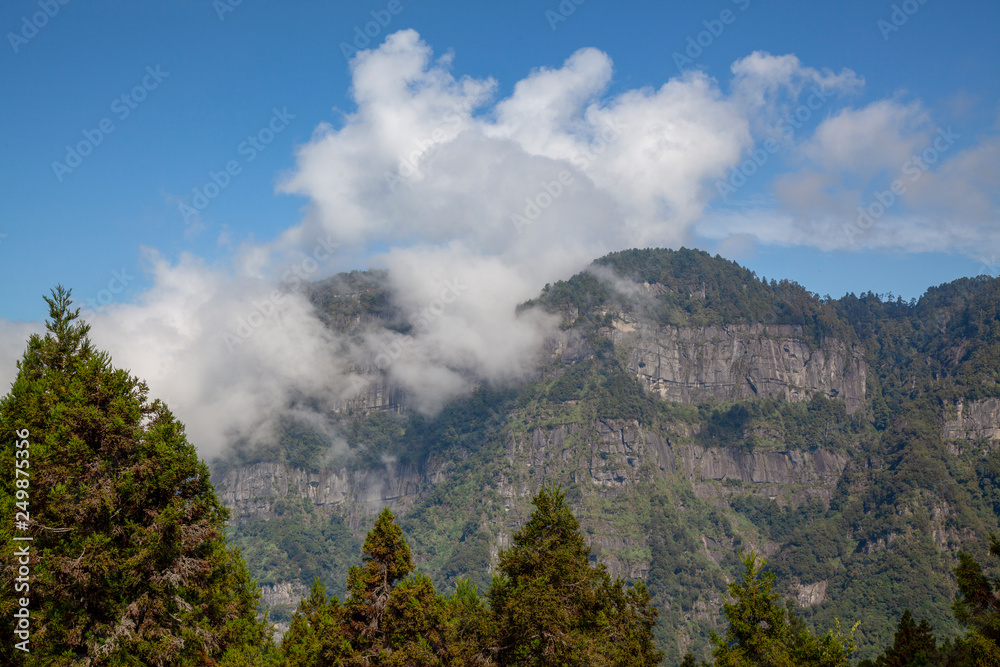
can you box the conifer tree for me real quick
[488,484,662,666]
[343,506,418,661]
[679,653,700,667]
[278,579,350,667]
[712,552,855,667]
[950,534,1000,664]
[443,579,492,666]
[857,610,937,667]
[280,506,454,665]
[712,552,795,667]
[0,287,272,665]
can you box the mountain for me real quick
[210,247,1000,663]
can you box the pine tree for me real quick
[0,287,272,665]
[712,552,795,667]
[712,552,855,667]
[488,484,662,666]
[950,534,1000,663]
[443,579,492,666]
[343,506,417,661]
[863,610,937,666]
[279,579,350,667]
[279,506,455,665]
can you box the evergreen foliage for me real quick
[277,488,662,665]
[0,287,272,666]
[489,485,662,666]
[711,552,857,667]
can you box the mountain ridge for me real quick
[212,247,1000,662]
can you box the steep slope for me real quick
[211,248,1000,662]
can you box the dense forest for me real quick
[4,245,1000,664]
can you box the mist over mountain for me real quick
[206,246,1000,662]
[3,7,1000,663]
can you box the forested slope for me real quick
[212,248,1000,663]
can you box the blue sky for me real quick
[2,1,999,453]
[2,0,998,323]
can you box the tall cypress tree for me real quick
[280,506,454,665]
[0,287,272,665]
[712,552,856,667]
[488,485,662,666]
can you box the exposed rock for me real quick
[215,456,447,522]
[505,420,674,492]
[260,581,310,609]
[677,446,847,486]
[795,580,827,607]
[944,398,1000,442]
[260,581,310,641]
[675,445,848,509]
[332,373,406,414]
[611,321,866,413]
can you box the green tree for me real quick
[280,506,453,665]
[712,552,855,667]
[344,507,420,661]
[0,287,272,666]
[857,610,937,667]
[278,579,351,667]
[950,534,1000,664]
[488,484,662,666]
[443,579,492,666]
[679,653,700,667]
[712,552,795,667]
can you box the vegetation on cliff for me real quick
[8,246,1000,665]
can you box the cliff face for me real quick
[335,373,406,414]
[491,418,848,580]
[217,455,448,523]
[677,445,849,509]
[612,321,866,413]
[944,398,1000,442]
[219,415,849,588]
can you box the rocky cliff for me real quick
[612,321,866,413]
[216,455,447,524]
[209,250,1000,661]
[944,398,1000,442]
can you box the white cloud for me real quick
[7,31,995,461]
[704,92,1000,258]
[801,100,930,176]
[0,320,44,395]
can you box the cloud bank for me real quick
[2,30,997,460]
